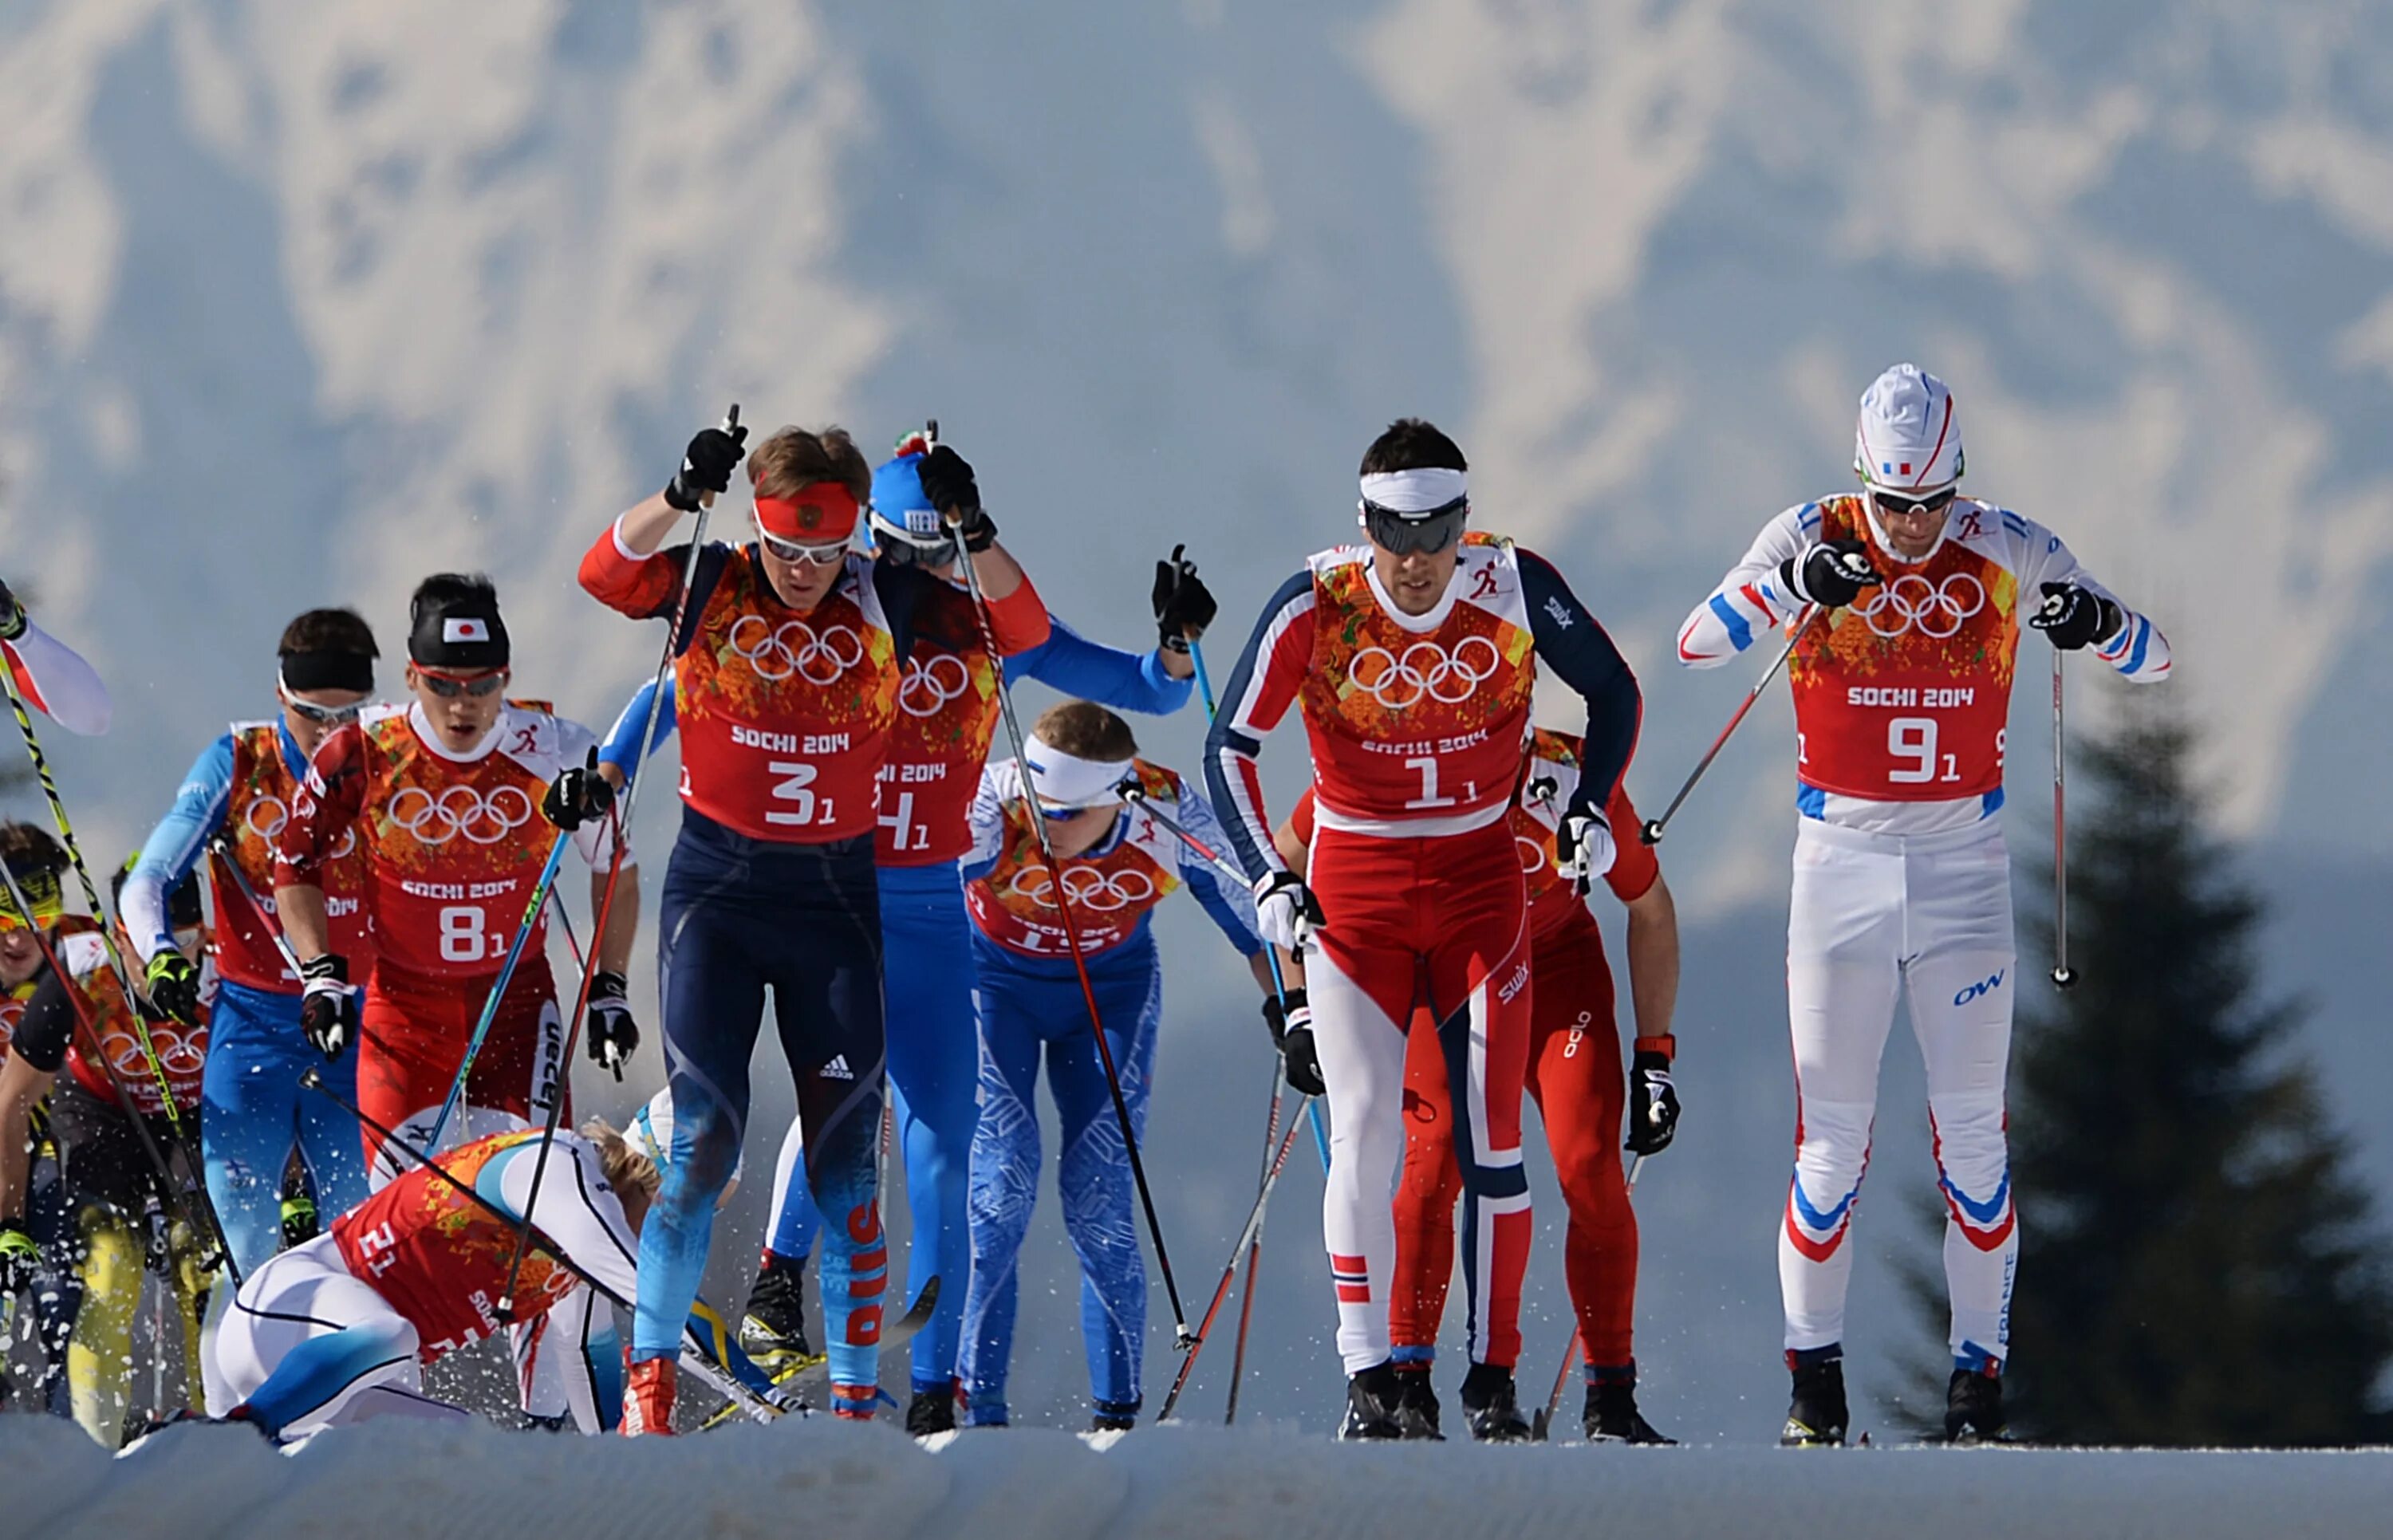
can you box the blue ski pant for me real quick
[633,811,888,1397]
[201,979,370,1278]
[763,860,979,1395]
[959,937,1161,1424]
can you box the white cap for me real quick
[632,1089,744,1191]
[1853,363,1963,493]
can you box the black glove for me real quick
[1780,538,1881,609]
[0,579,22,643]
[144,951,204,1027]
[299,954,359,1061]
[1151,545,1218,655]
[1262,987,1326,1099]
[543,748,617,833]
[1626,1043,1680,1156]
[664,409,749,514]
[586,970,640,1081]
[0,1218,37,1295]
[917,445,998,552]
[2028,581,2123,652]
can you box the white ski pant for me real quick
[1779,817,2017,1367]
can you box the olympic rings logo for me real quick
[1011,864,1156,913]
[106,1022,205,1081]
[727,616,865,684]
[1516,833,1549,876]
[242,795,355,858]
[898,653,972,718]
[1852,573,1985,640]
[388,784,535,846]
[1348,636,1501,708]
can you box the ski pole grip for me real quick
[1640,818,1664,846]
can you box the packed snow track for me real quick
[6,1414,2390,1539]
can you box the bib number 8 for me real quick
[440,904,487,964]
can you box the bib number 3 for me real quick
[767,761,835,827]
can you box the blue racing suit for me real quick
[954,755,1260,1423]
[124,723,369,1277]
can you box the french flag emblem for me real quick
[1882,461,1911,477]
[444,618,491,644]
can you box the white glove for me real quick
[1552,807,1617,894]
[1251,870,1323,953]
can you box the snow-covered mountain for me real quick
[4,0,2388,1437]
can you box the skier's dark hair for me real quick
[411,573,499,622]
[278,607,379,660]
[1359,418,1468,476]
[0,821,65,881]
[1034,701,1137,763]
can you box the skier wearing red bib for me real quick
[1207,419,1642,1440]
[1676,363,2171,1444]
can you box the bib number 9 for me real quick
[1888,717,1963,786]
[440,904,487,964]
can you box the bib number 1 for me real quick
[1405,755,1458,811]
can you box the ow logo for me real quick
[1953,970,2006,1007]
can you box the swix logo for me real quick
[820,1054,855,1081]
[1953,970,2007,1007]
[1543,595,1574,630]
[1469,566,1500,601]
[1496,959,1530,1003]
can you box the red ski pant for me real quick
[357,958,566,1190]
[1390,908,1638,1369]
[1305,817,1532,1373]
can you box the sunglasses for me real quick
[1360,496,1469,556]
[1871,486,1957,518]
[868,512,956,569]
[416,668,507,699]
[278,687,362,727]
[756,526,852,567]
[1036,800,1114,822]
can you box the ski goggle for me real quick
[866,510,956,569]
[278,684,362,727]
[1359,495,1469,556]
[755,526,852,567]
[0,868,63,931]
[1868,485,1957,519]
[414,666,508,699]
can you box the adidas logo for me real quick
[820,1055,855,1081]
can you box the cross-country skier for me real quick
[1206,418,1642,1440]
[958,700,1267,1430]
[1675,363,2171,1445]
[578,419,1045,1430]
[0,577,112,737]
[0,823,87,1420]
[272,575,637,1186]
[204,1119,669,1439]
[739,439,1219,1433]
[0,854,213,1445]
[1276,725,1681,1443]
[122,609,380,1276]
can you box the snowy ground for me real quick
[7,1415,2390,1540]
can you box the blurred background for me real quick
[2,0,2389,1442]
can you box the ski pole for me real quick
[1532,1152,1648,1440]
[932,423,1191,1341]
[0,664,191,1128]
[0,857,239,1286]
[497,404,737,1321]
[1156,1100,1314,1420]
[1188,634,1218,719]
[204,841,306,981]
[422,832,572,1152]
[1223,1052,1283,1424]
[1640,605,1820,845]
[2049,649,2075,989]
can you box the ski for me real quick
[695,1276,941,1431]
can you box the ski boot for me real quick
[1585,1367,1674,1444]
[1339,1362,1405,1440]
[1090,1399,1138,1434]
[739,1253,820,1370]
[907,1384,959,1436]
[1780,1349,1847,1447]
[1393,1365,1444,1440]
[623,1357,679,1436]
[1458,1362,1532,1443]
[1944,1361,2007,1443]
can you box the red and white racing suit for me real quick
[1678,493,2170,1368]
[1208,534,1641,1374]
[275,702,628,1187]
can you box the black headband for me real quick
[408,605,511,669]
[278,649,376,694]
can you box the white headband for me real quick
[1023,742,1134,810]
[1358,467,1469,516]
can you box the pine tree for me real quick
[1990,688,2393,1445]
